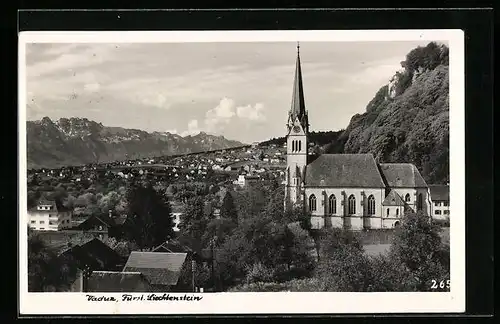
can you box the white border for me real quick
[18,30,465,315]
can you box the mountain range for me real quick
[26,117,245,169]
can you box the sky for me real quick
[25,40,435,143]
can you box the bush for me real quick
[283,277,323,291]
[245,262,275,284]
[228,282,286,292]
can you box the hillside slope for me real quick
[26,117,245,169]
[325,42,450,184]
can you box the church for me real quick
[283,44,431,230]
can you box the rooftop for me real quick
[382,189,405,206]
[429,184,450,201]
[305,154,385,188]
[379,163,428,188]
[123,252,187,286]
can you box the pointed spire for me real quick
[289,42,308,131]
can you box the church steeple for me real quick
[284,43,309,211]
[289,42,309,132]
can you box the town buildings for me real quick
[283,44,432,230]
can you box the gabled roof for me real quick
[86,271,151,292]
[152,240,193,253]
[62,238,124,271]
[305,154,385,188]
[77,214,124,229]
[29,198,72,213]
[123,252,187,286]
[379,163,428,188]
[429,184,449,201]
[382,189,405,206]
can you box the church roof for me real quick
[382,189,405,206]
[379,163,428,188]
[304,154,385,188]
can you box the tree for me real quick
[124,181,175,249]
[28,231,78,292]
[387,211,449,291]
[178,196,208,251]
[105,237,138,259]
[220,191,238,224]
[314,228,373,292]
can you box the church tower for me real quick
[284,43,309,210]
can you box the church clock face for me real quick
[293,126,301,133]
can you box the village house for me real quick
[122,251,188,292]
[429,184,450,220]
[28,199,72,231]
[76,210,127,241]
[82,271,152,292]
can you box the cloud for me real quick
[204,97,236,131]
[180,119,201,137]
[165,129,178,134]
[84,82,101,92]
[236,102,266,121]
[203,98,267,133]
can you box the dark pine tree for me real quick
[124,181,175,249]
[220,191,238,224]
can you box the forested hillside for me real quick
[323,42,450,184]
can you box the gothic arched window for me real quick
[396,208,399,216]
[298,140,301,152]
[386,208,390,217]
[309,194,317,212]
[328,195,336,214]
[367,195,375,215]
[405,193,411,202]
[348,194,356,215]
[417,193,423,211]
[291,140,295,152]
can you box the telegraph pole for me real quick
[211,236,217,292]
[191,259,196,292]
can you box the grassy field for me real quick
[362,227,450,257]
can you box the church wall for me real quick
[304,187,385,217]
[417,187,432,216]
[381,206,404,228]
[311,216,324,230]
[344,216,363,230]
[382,217,402,229]
[305,187,385,230]
[363,216,383,229]
[390,187,417,210]
[390,187,431,216]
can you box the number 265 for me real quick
[431,279,450,289]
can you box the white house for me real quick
[171,203,184,232]
[28,199,72,231]
[429,184,450,220]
